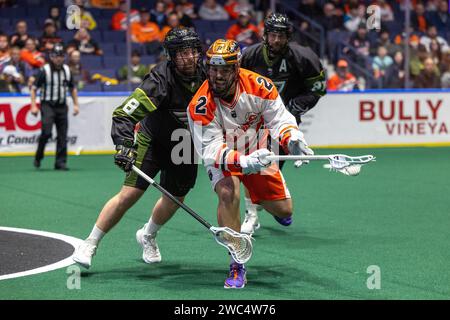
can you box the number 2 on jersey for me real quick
[257,76,274,91]
[194,96,207,115]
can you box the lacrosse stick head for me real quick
[325,154,375,176]
[210,226,253,264]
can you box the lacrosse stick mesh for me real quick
[211,227,253,264]
[325,154,374,176]
[324,163,362,176]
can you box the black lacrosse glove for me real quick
[286,95,321,123]
[114,141,137,172]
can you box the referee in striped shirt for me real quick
[30,43,79,170]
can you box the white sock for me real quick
[144,217,161,237]
[87,225,105,245]
[245,197,261,213]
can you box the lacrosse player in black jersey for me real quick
[239,13,327,234]
[73,28,206,268]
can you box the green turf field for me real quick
[1,147,449,299]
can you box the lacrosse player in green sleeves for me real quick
[73,28,206,268]
[239,13,327,235]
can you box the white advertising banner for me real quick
[0,96,120,155]
[0,91,449,155]
[300,91,450,147]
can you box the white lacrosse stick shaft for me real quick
[267,155,334,161]
[267,154,375,163]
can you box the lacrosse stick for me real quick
[266,154,375,176]
[132,165,253,264]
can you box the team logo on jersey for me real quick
[239,112,260,132]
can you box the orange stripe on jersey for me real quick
[238,68,279,101]
[280,125,298,138]
[279,126,298,151]
[226,150,242,173]
[188,80,216,126]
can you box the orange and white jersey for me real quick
[188,68,299,173]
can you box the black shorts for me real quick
[124,131,197,197]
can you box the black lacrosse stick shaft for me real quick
[132,166,212,229]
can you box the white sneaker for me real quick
[136,225,161,264]
[241,209,261,235]
[72,239,97,269]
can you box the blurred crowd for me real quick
[295,0,449,90]
[0,0,449,93]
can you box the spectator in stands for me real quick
[151,1,168,29]
[0,65,22,93]
[39,19,63,53]
[372,46,393,79]
[177,0,197,19]
[327,59,359,91]
[10,20,30,49]
[343,2,365,32]
[224,0,254,20]
[320,2,344,32]
[163,0,176,14]
[68,49,91,89]
[428,0,450,35]
[370,29,401,56]
[65,0,88,7]
[78,4,98,30]
[373,0,394,22]
[131,8,162,55]
[68,28,103,56]
[411,2,429,33]
[117,49,148,84]
[350,23,371,57]
[429,38,443,65]
[329,0,345,15]
[90,0,121,9]
[225,11,259,48]
[394,25,418,46]
[20,37,45,70]
[161,12,182,40]
[410,44,430,79]
[344,23,371,69]
[414,57,441,88]
[420,25,449,53]
[48,6,62,30]
[199,0,229,21]
[111,0,140,31]
[384,51,406,88]
[0,34,11,72]
[438,48,449,73]
[8,45,31,85]
[441,52,450,88]
[424,0,439,12]
[174,2,194,28]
